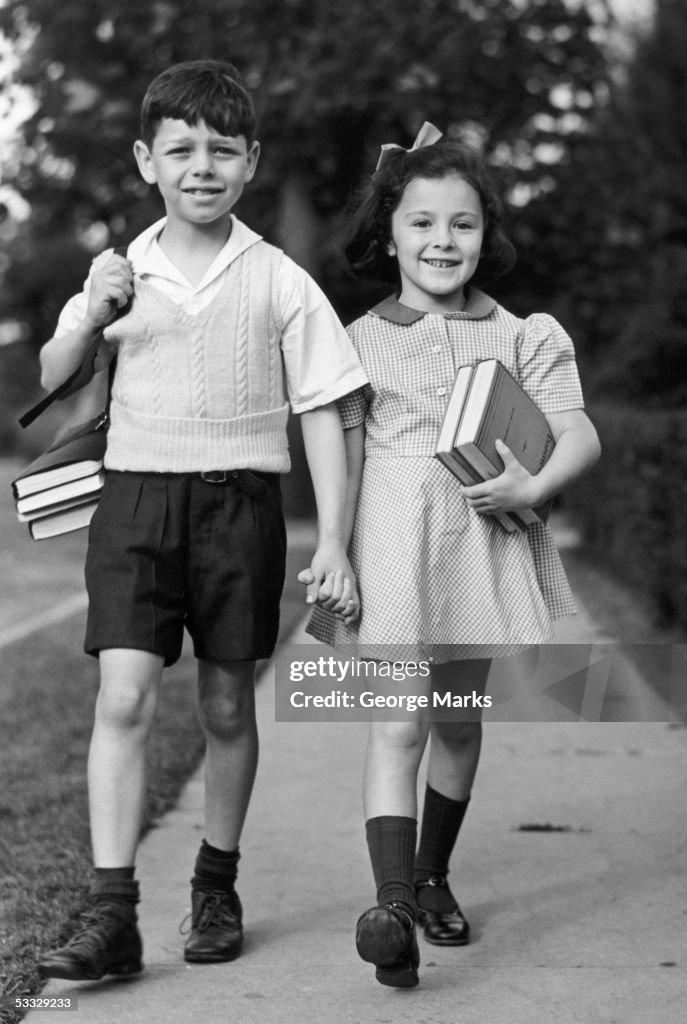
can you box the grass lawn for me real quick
[0,458,315,1021]
[0,639,207,1020]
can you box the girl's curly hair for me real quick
[343,140,516,287]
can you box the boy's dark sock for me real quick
[184,841,243,964]
[414,786,470,912]
[92,867,139,912]
[191,840,240,893]
[365,816,417,917]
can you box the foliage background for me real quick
[0,2,685,1015]
[1,0,686,617]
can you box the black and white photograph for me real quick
[0,1,684,1022]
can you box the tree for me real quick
[1,0,620,480]
[0,0,615,332]
[570,0,687,406]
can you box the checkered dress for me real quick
[307,289,583,663]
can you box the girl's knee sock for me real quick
[191,839,240,892]
[365,816,417,915]
[414,785,469,911]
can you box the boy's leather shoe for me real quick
[183,889,243,963]
[37,903,143,981]
[415,876,470,946]
[355,902,420,988]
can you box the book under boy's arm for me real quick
[29,500,99,541]
[461,408,601,516]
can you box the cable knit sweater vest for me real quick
[104,242,290,473]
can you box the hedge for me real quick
[564,403,687,631]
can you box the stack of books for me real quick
[435,359,555,533]
[12,420,107,540]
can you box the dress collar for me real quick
[369,287,496,323]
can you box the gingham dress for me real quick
[307,289,583,663]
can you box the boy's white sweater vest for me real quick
[105,242,291,473]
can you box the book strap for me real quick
[19,245,129,428]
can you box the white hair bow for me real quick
[375,121,443,173]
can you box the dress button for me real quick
[433,345,441,354]
[437,386,447,397]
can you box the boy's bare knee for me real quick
[95,678,156,732]
[198,690,254,742]
[197,660,256,741]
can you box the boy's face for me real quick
[133,119,260,230]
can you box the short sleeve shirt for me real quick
[54,216,368,414]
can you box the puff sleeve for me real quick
[516,313,584,415]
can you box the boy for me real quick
[37,59,365,981]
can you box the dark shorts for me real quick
[85,469,287,666]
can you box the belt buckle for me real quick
[201,470,229,484]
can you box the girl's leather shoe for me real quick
[355,901,420,988]
[415,876,470,946]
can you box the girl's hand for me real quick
[463,412,602,515]
[84,255,134,331]
[461,439,541,515]
[296,567,360,624]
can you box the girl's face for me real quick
[388,173,484,313]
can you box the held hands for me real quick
[84,254,134,332]
[461,439,542,516]
[297,542,360,625]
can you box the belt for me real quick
[200,470,240,484]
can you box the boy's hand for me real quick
[297,545,360,624]
[461,439,541,514]
[84,255,134,332]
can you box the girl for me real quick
[303,125,601,989]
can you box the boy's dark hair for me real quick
[344,140,516,287]
[140,60,257,146]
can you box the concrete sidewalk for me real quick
[27,599,686,1022]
